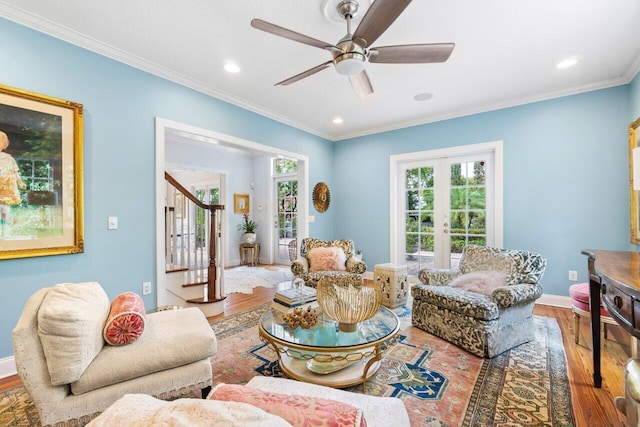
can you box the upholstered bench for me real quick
[88,376,411,427]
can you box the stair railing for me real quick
[165,171,226,303]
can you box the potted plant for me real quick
[238,213,258,243]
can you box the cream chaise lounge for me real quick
[12,282,216,427]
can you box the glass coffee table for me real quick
[258,305,400,391]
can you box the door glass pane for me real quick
[404,166,434,275]
[449,161,486,265]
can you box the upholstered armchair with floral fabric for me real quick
[412,245,547,358]
[291,238,367,288]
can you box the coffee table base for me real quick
[278,352,381,390]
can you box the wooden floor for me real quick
[0,279,632,426]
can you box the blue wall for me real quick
[334,87,632,299]
[0,16,638,360]
[0,18,334,358]
[631,72,640,120]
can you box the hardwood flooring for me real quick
[0,278,631,426]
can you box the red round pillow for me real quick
[103,292,146,346]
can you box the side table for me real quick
[374,263,408,308]
[239,243,260,265]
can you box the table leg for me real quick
[361,346,382,394]
[589,266,602,388]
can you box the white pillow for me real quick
[37,282,110,385]
[448,271,507,295]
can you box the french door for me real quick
[274,177,298,264]
[396,145,500,275]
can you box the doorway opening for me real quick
[155,117,309,307]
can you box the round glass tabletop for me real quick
[259,305,399,350]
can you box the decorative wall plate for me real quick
[312,182,330,212]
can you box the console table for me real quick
[582,250,640,388]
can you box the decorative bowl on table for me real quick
[316,281,382,333]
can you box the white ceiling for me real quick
[1,0,639,141]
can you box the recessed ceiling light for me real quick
[414,92,434,101]
[333,117,344,124]
[556,57,578,69]
[224,61,240,73]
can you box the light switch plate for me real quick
[108,216,118,230]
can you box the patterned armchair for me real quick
[291,238,367,288]
[412,245,547,358]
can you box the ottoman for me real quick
[246,376,410,427]
[569,282,637,356]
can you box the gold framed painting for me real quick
[0,83,84,259]
[234,193,249,214]
[630,117,640,244]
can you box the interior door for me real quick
[274,177,298,264]
[402,152,494,274]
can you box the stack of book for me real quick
[272,285,318,313]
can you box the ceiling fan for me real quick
[251,0,455,99]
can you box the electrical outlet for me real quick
[568,271,578,281]
[142,281,152,295]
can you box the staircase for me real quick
[164,172,226,317]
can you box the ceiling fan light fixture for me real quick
[334,52,366,75]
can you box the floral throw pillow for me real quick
[103,292,146,346]
[209,383,367,427]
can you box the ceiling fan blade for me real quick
[352,0,412,48]
[349,70,374,99]
[369,43,455,63]
[275,61,333,86]
[251,19,338,51]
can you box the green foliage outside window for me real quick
[275,158,298,174]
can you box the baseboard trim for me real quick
[0,356,16,379]
[537,293,572,309]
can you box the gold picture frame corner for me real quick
[234,193,249,214]
[629,116,640,244]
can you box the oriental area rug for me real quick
[0,302,575,427]
[211,303,576,427]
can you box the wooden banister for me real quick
[165,171,226,305]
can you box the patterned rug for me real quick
[0,302,575,426]
[211,303,575,427]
